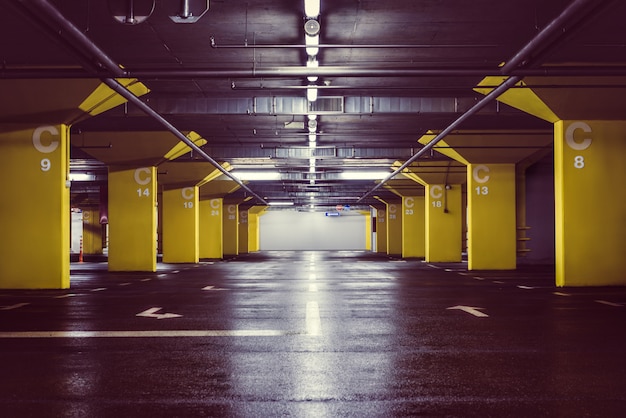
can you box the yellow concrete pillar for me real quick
[386,203,402,256]
[199,198,223,259]
[0,125,70,289]
[223,203,239,256]
[248,212,260,252]
[108,166,157,272]
[82,209,103,255]
[402,196,425,258]
[162,186,199,263]
[375,207,388,253]
[467,164,517,270]
[425,184,463,262]
[555,120,626,286]
[238,208,249,254]
[363,211,372,251]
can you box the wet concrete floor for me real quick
[1,251,625,417]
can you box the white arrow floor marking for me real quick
[202,285,227,291]
[0,303,30,311]
[447,305,489,318]
[136,307,182,320]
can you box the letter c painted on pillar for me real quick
[227,205,236,214]
[32,126,59,154]
[134,168,151,185]
[472,165,490,184]
[430,185,443,199]
[405,197,415,209]
[565,121,592,151]
[210,199,220,209]
[388,204,397,214]
[181,187,194,200]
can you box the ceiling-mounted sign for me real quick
[108,0,155,25]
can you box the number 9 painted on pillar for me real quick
[33,126,59,172]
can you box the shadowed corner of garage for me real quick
[1,0,626,415]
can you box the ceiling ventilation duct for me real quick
[309,96,344,114]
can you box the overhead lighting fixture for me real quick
[308,133,317,143]
[307,86,318,102]
[268,201,295,206]
[305,34,319,56]
[304,0,320,18]
[339,171,391,180]
[307,59,319,82]
[233,171,281,181]
[308,114,318,121]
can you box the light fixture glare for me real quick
[304,0,320,18]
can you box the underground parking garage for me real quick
[1,0,626,415]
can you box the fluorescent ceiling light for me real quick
[304,0,320,18]
[307,87,318,102]
[268,201,294,206]
[307,59,319,82]
[308,114,318,120]
[308,133,317,142]
[69,173,95,181]
[305,34,319,56]
[233,171,281,181]
[339,171,391,180]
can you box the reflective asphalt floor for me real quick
[1,251,626,417]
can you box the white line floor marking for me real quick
[91,288,107,292]
[140,278,151,282]
[517,285,535,290]
[0,330,288,338]
[0,303,30,311]
[306,301,322,336]
[119,282,131,286]
[473,277,485,281]
[54,294,77,299]
[595,300,623,307]
[553,292,571,297]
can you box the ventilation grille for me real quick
[308,96,344,114]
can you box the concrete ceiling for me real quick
[1,0,625,209]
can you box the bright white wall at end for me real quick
[260,210,366,250]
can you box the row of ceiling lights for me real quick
[304,0,321,193]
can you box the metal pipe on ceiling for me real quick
[13,0,268,205]
[4,66,626,79]
[356,0,610,203]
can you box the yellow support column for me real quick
[108,166,157,272]
[467,164,517,270]
[223,203,239,257]
[238,208,249,254]
[386,203,403,257]
[402,196,425,258]
[425,184,463,262]
[0,125,70,289]
[247,206,266,252]
[375,207,388,254]
[555,120,626,286]
[162,186,199,263]
[363,210,372,251]
[82,209,103,255]
[199,198,223,259]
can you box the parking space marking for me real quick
[91,288,107,292]
[553,292,572,297]
[54,294,77,299]
[306,301,322,336]
[595,300,623,307]
[0,303,30,311]
[0,330,289,338]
